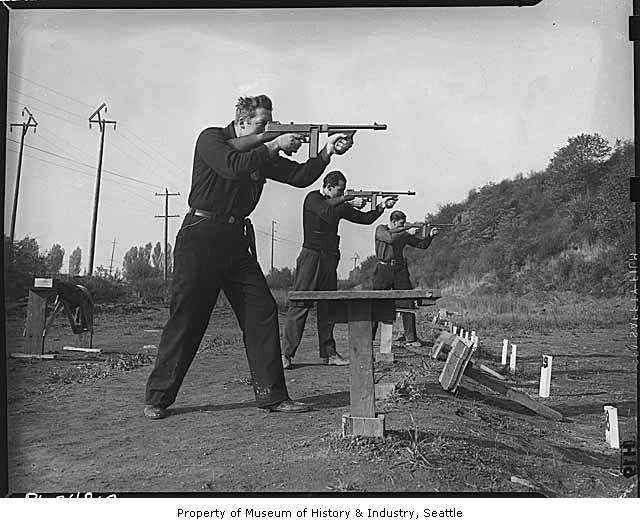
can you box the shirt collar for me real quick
[224,120,237,139]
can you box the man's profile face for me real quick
[239,107,272,137]
[390,218,405,229]
[324,181,346,199]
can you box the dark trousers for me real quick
[145,213,289,409]
[283,248,338,359]
[371,262,418,342]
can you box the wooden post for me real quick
[347,300,375,418]
[501,339,509,365]
[376,322,394,362]
[539,355,552,397]
[604,406,620,448]
[24,290,48,356]
[510,344,517,373]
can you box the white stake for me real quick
[509,344,517,373]
[465,330,470,341]
[604,406,620,448]
[501,339,509,365]
[453,326,457,334]
[539,355,552,397]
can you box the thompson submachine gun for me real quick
[344,189,416,211]
[408,221,457,238]
[264,122,387,158]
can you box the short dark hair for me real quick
[323,170,347,188]
[390,210,407,222]
[234,95,273,123]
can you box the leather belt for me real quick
[189,208,243,224]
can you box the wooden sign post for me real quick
[539,355,552,397]
[501,339,509,365]
[509,344,517,373]
[604,406,620,448]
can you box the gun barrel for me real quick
[326,123,387,131]
[265,122,387,133]
[346,190,416,196]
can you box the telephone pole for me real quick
[87,103,117,276]
[155,188,180,280]
[109,238,117,276]
[271,220,277,274]
[9,107,37,246]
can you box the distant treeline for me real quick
[348,133,634,296]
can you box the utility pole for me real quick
[9,107,37,247]
[155,188,180,281]
[351,253,360,271]
[271,220,277,274]
[109,238,117,276]
[87,103,116,276]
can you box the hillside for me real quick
[349,134,635,296]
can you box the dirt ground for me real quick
[4,295,639,496]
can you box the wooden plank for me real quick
[347,300,375,418]
[288,288,441,302]
[439,338,474,392]
[463,366,563,421]
[62,346,103,353]
[468,359,507,381]
[11,353,57,360]
[24,290,48,356]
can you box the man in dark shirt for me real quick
[282,171,397,369]
[372,210,439,347]
[143,95,353,419]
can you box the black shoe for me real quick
[143,405,168,420]
[265,399,311,413]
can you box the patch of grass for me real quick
[436,293,631,333]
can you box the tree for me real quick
[122,243,161,281]
[44,243,65,275]
[544,133,612,204]
[266,267,294,289]
[152,242,163,270]
[166,243,173,275]
[69,246,82,275]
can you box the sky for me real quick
[3,1,634,279]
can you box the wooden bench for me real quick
[288,288,440,437]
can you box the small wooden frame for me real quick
[288,289,440,437]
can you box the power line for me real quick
[6,146,158,207]
[6,138,164,190]
[9,92,187,190]
[9,70,94,109]
[8,86,86,118]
